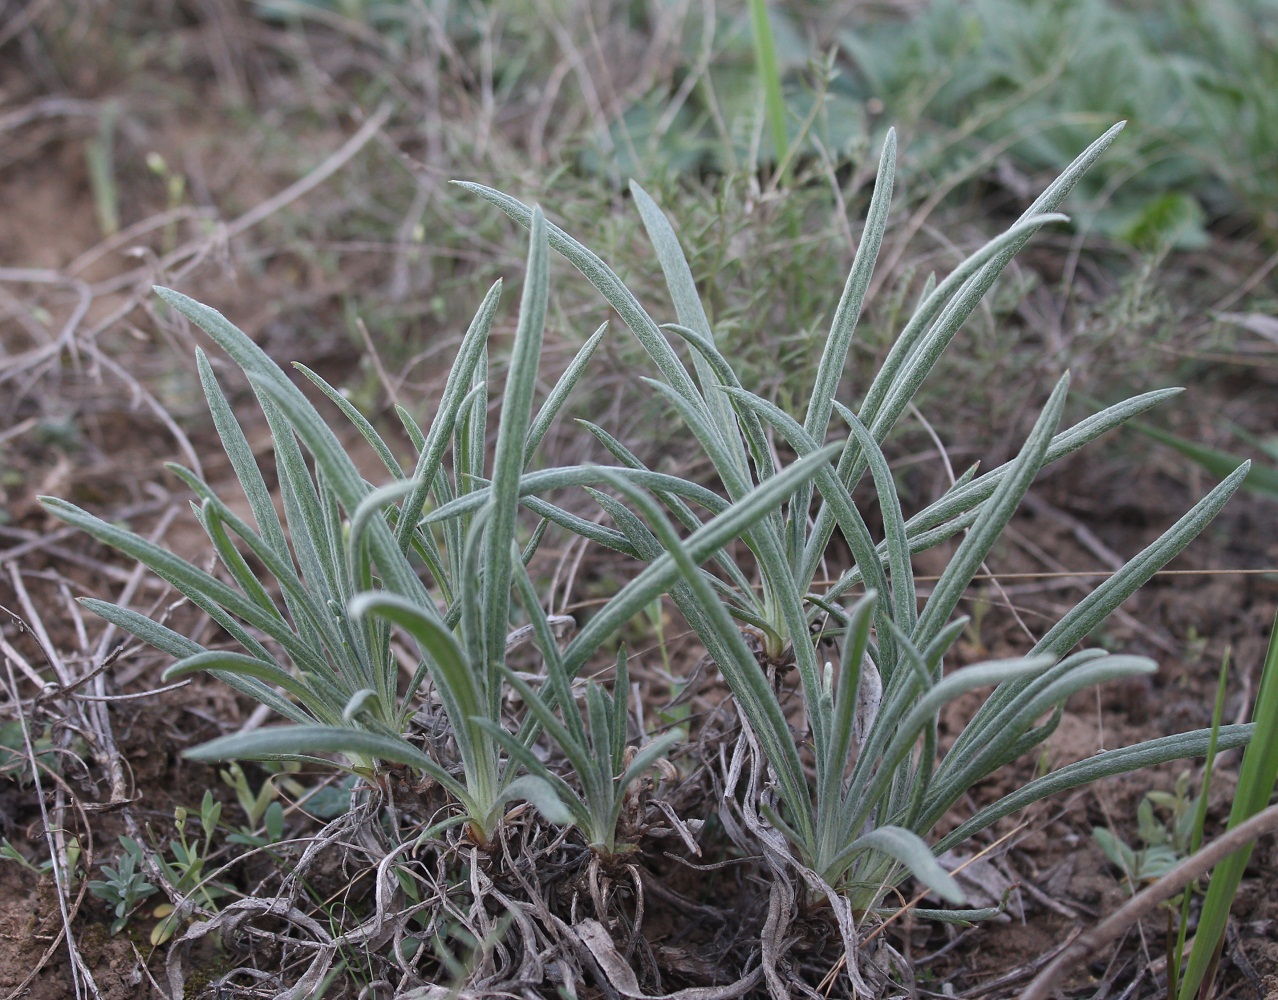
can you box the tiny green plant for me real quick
[221,763,287,849]
[1092,771,1202,893]
[147,791,233,945]
[748,0,788,171]
[482,637,679,858]
[87,837,158,935]
[0,720,60,788]
[446,122,1253,912]
[0,835,80,879]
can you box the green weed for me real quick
[448,123,1253,911]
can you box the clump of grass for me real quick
[40,207,836,853]
[448,122,1253,917]
[40,115,1260,992]
[40,212,626,845]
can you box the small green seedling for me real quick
[1093,771,1201,894]
[87,837,158,935]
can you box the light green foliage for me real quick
[42,199,839,854]
[87,837,158,935]
[42,211,579,844]
[1179,612,1278,998]
[0,721,59,788]
[449,124,1251,910]
[92,784,292,944]
[748,0,788,170]
[148,791,231,945]
[221,763,288,849]
[1092,771,1201,892]
[841,0,1278,244]
[39,101,1258,914]
[1129,418,1278,500]
[482,640,678,857]
[1,835,80,879]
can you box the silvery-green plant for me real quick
[43,212,572,843]
[41,208,843,849]
[483,630,679,858]
[440,124,1254,908]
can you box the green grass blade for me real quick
[589,487,774,636]
[426,466,731,525]
[903,389,1184,538]
[844,656,1056,848]
[192,498,280,617]
[1172,651,1231,990]
[471,717,588,824]
[485,207,549,675]
[195,349,287,556]
[509,557,587,749]
[500,774,575,826]
[452,182,709,417]
[747,0,787,166]
[610,647,629,775]
[639,378,752,502]
[857,214,1067,437]
[789,129,895,570]
[933,724,1255,855]
[805,129,895,445]
[599,472,815,847]
[261,393,343,604]
[41,497,288,667]
[1032,463,1249,657]
[642,378,829,739]
[585,682,614,804]
[78,599,204,659]
[718,386,895,625]
[349,480,416,590]
[661,326,775,484]
[631,183,747,479]
[158,288,412,606]
[348,591,493,807]
[76,599,311,724]
[855,124,1127,451]
[165,463,342,659]
[398,280,502,546]
[524,322,606,465]
[1178,613,1278,999]
[922,656,1158,829]
[248,374,427,603]
[456,350,488,500]
[833,401,916,636]
[913,374,1068,647]
[559,444,836,681]
[491,670,602,808]
[518,495,640,558]
[163,651,325,714]
[579,414,761,600]
[184,726,469,803]
[845,826,963,904]
[1130,419,1278,498]
[294,362,405,479]
[818,592,876,836]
